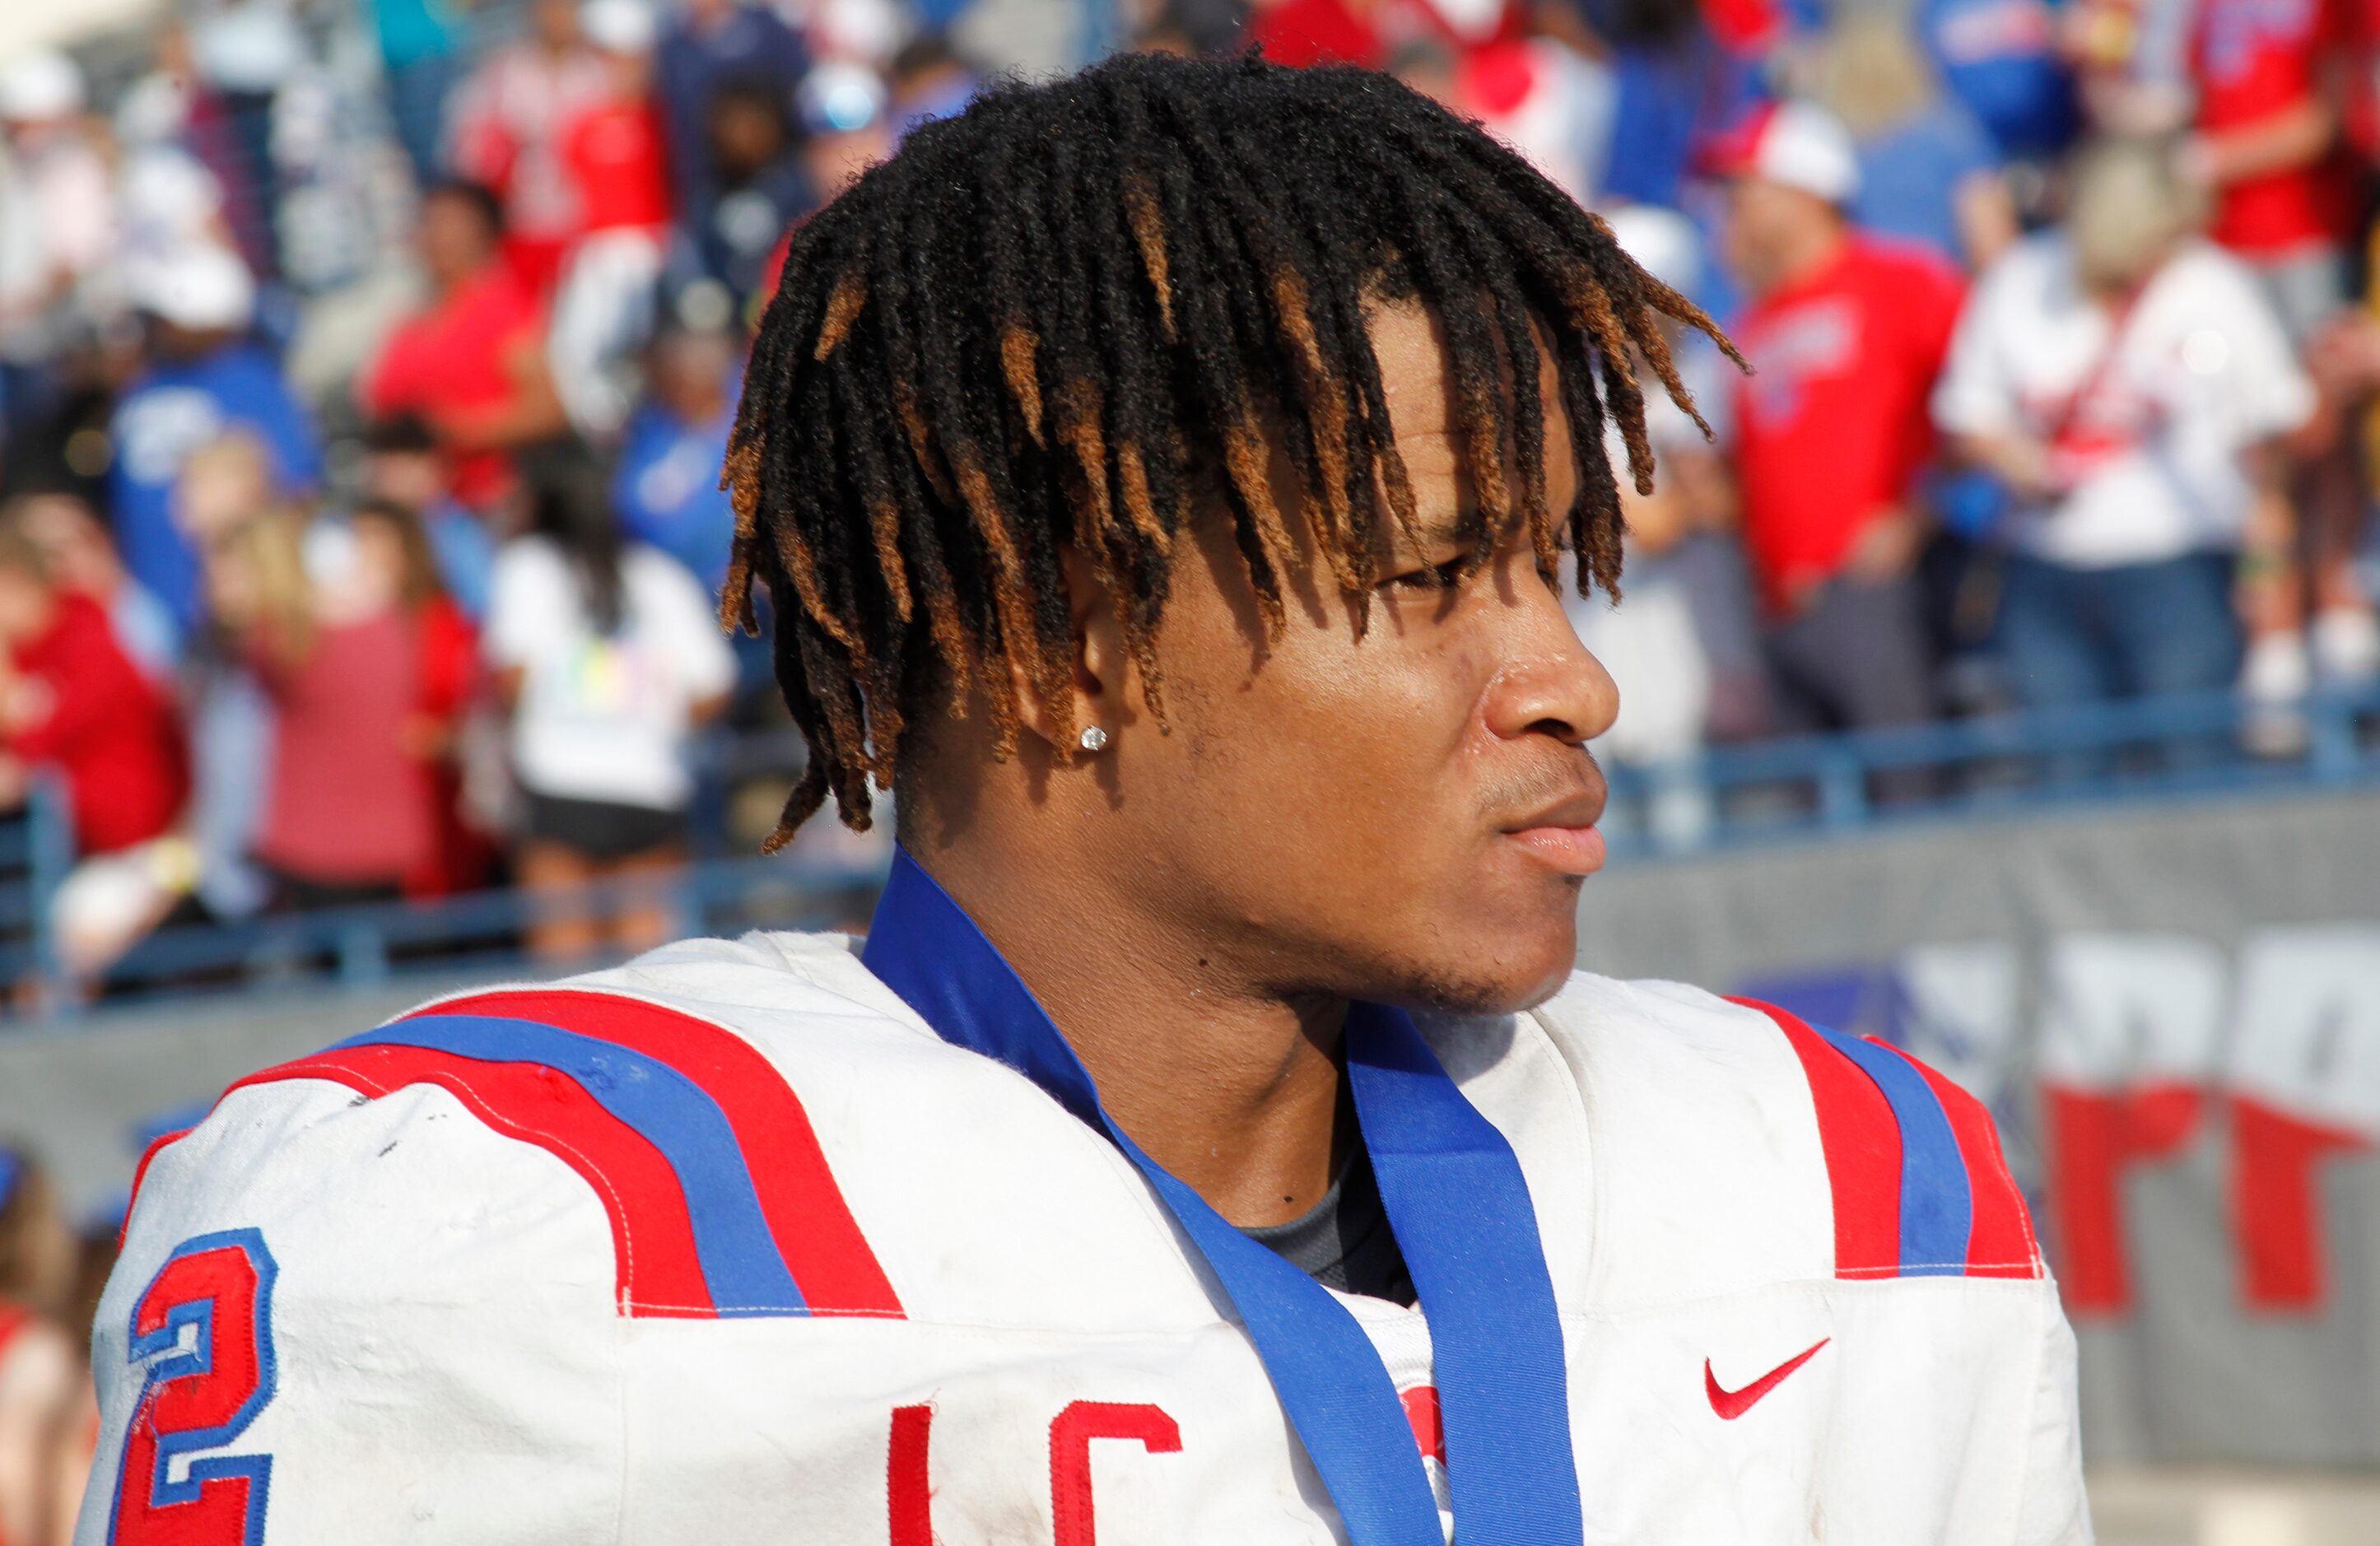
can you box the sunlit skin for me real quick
[901,300,1618,1227]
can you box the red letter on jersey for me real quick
[1049,1401,1181,1546]
[887,1404,934,1546]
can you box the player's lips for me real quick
[1499,788,1609,877]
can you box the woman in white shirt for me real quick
[1931,136,2315,720]
[485,448,734,961]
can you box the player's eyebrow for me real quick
[1379,500,1535,569]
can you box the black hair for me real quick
[1592,0,1706,50]
[519,444,625,636]
[425,177,507,241]
[709,75,794,130]
[726,51,1733,844]
[361,413,440,456]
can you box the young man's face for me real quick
[708,95,785,178]
[15,495,114,596]
[532,0,580,50]
[366,448,446,511]
[419,193,497,290]
[1095,300,1617,1015]
[0,566,55,644]
[1722,177,1833,296]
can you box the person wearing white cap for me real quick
[0,49,85,124]
[0,48,114,346]
[1712,98,1967,788]
[123,244,257,338]
[107,241,321,633]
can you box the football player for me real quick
[86,54,2087,1546]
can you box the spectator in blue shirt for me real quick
[1917,0,2078,161]
[658,0,808,224]
[612,320,738,594]
[1587,0,1767,211]
[107,245,319,632]
[686,77,816,305]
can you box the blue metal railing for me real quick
[1595,684,2380,859]
[7,683,2377,1020]
[0,853,887,998]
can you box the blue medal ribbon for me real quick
[863,848,1582,1546]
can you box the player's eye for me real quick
[1381,552,1474,591]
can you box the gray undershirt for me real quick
[1238,1146,1417,1306]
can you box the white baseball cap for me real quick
[0,49,86,123]
[580,0,658,55]
[1702,100,1861,206]
[127,244,257,333]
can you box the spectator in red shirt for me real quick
[217,502,469,913]
[549,0,677,439]
[2184,0,2354,336]
[448,0,608,295]
[2182,0,2380,719]
[562,2,673,241]
[361,180,568,515]
[0,522,186,859]
[1246,0,1525,69]
[9,491,179,682]
[1247,0,1395,68]
[1715,101,1966,752]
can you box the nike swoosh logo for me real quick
[1705,1338,1831,1420]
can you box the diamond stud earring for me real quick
[1078,725,1110,753]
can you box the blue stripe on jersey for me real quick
[1809,1024,1975,1277]
[331,1014,808,1315]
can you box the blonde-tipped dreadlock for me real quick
[725,51,1735,846]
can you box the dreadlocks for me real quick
[726,51,1736,845]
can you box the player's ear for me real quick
[1007,543,1131,760]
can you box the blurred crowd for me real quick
[0,0,2376,997]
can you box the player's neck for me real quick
[906,837,1350,1231]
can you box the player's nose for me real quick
[1482,582,1618,747]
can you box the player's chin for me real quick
[1404,902,1580,1017]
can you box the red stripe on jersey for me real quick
[422,989,903,1318]
[226,1045,716,1316]
[1730,997,1903,1278]
[1875,1041,2043,1279]
[1401,1385,1446,1465]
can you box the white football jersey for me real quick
[80,929,2089,1544]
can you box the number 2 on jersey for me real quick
[108,1228,280,1545]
